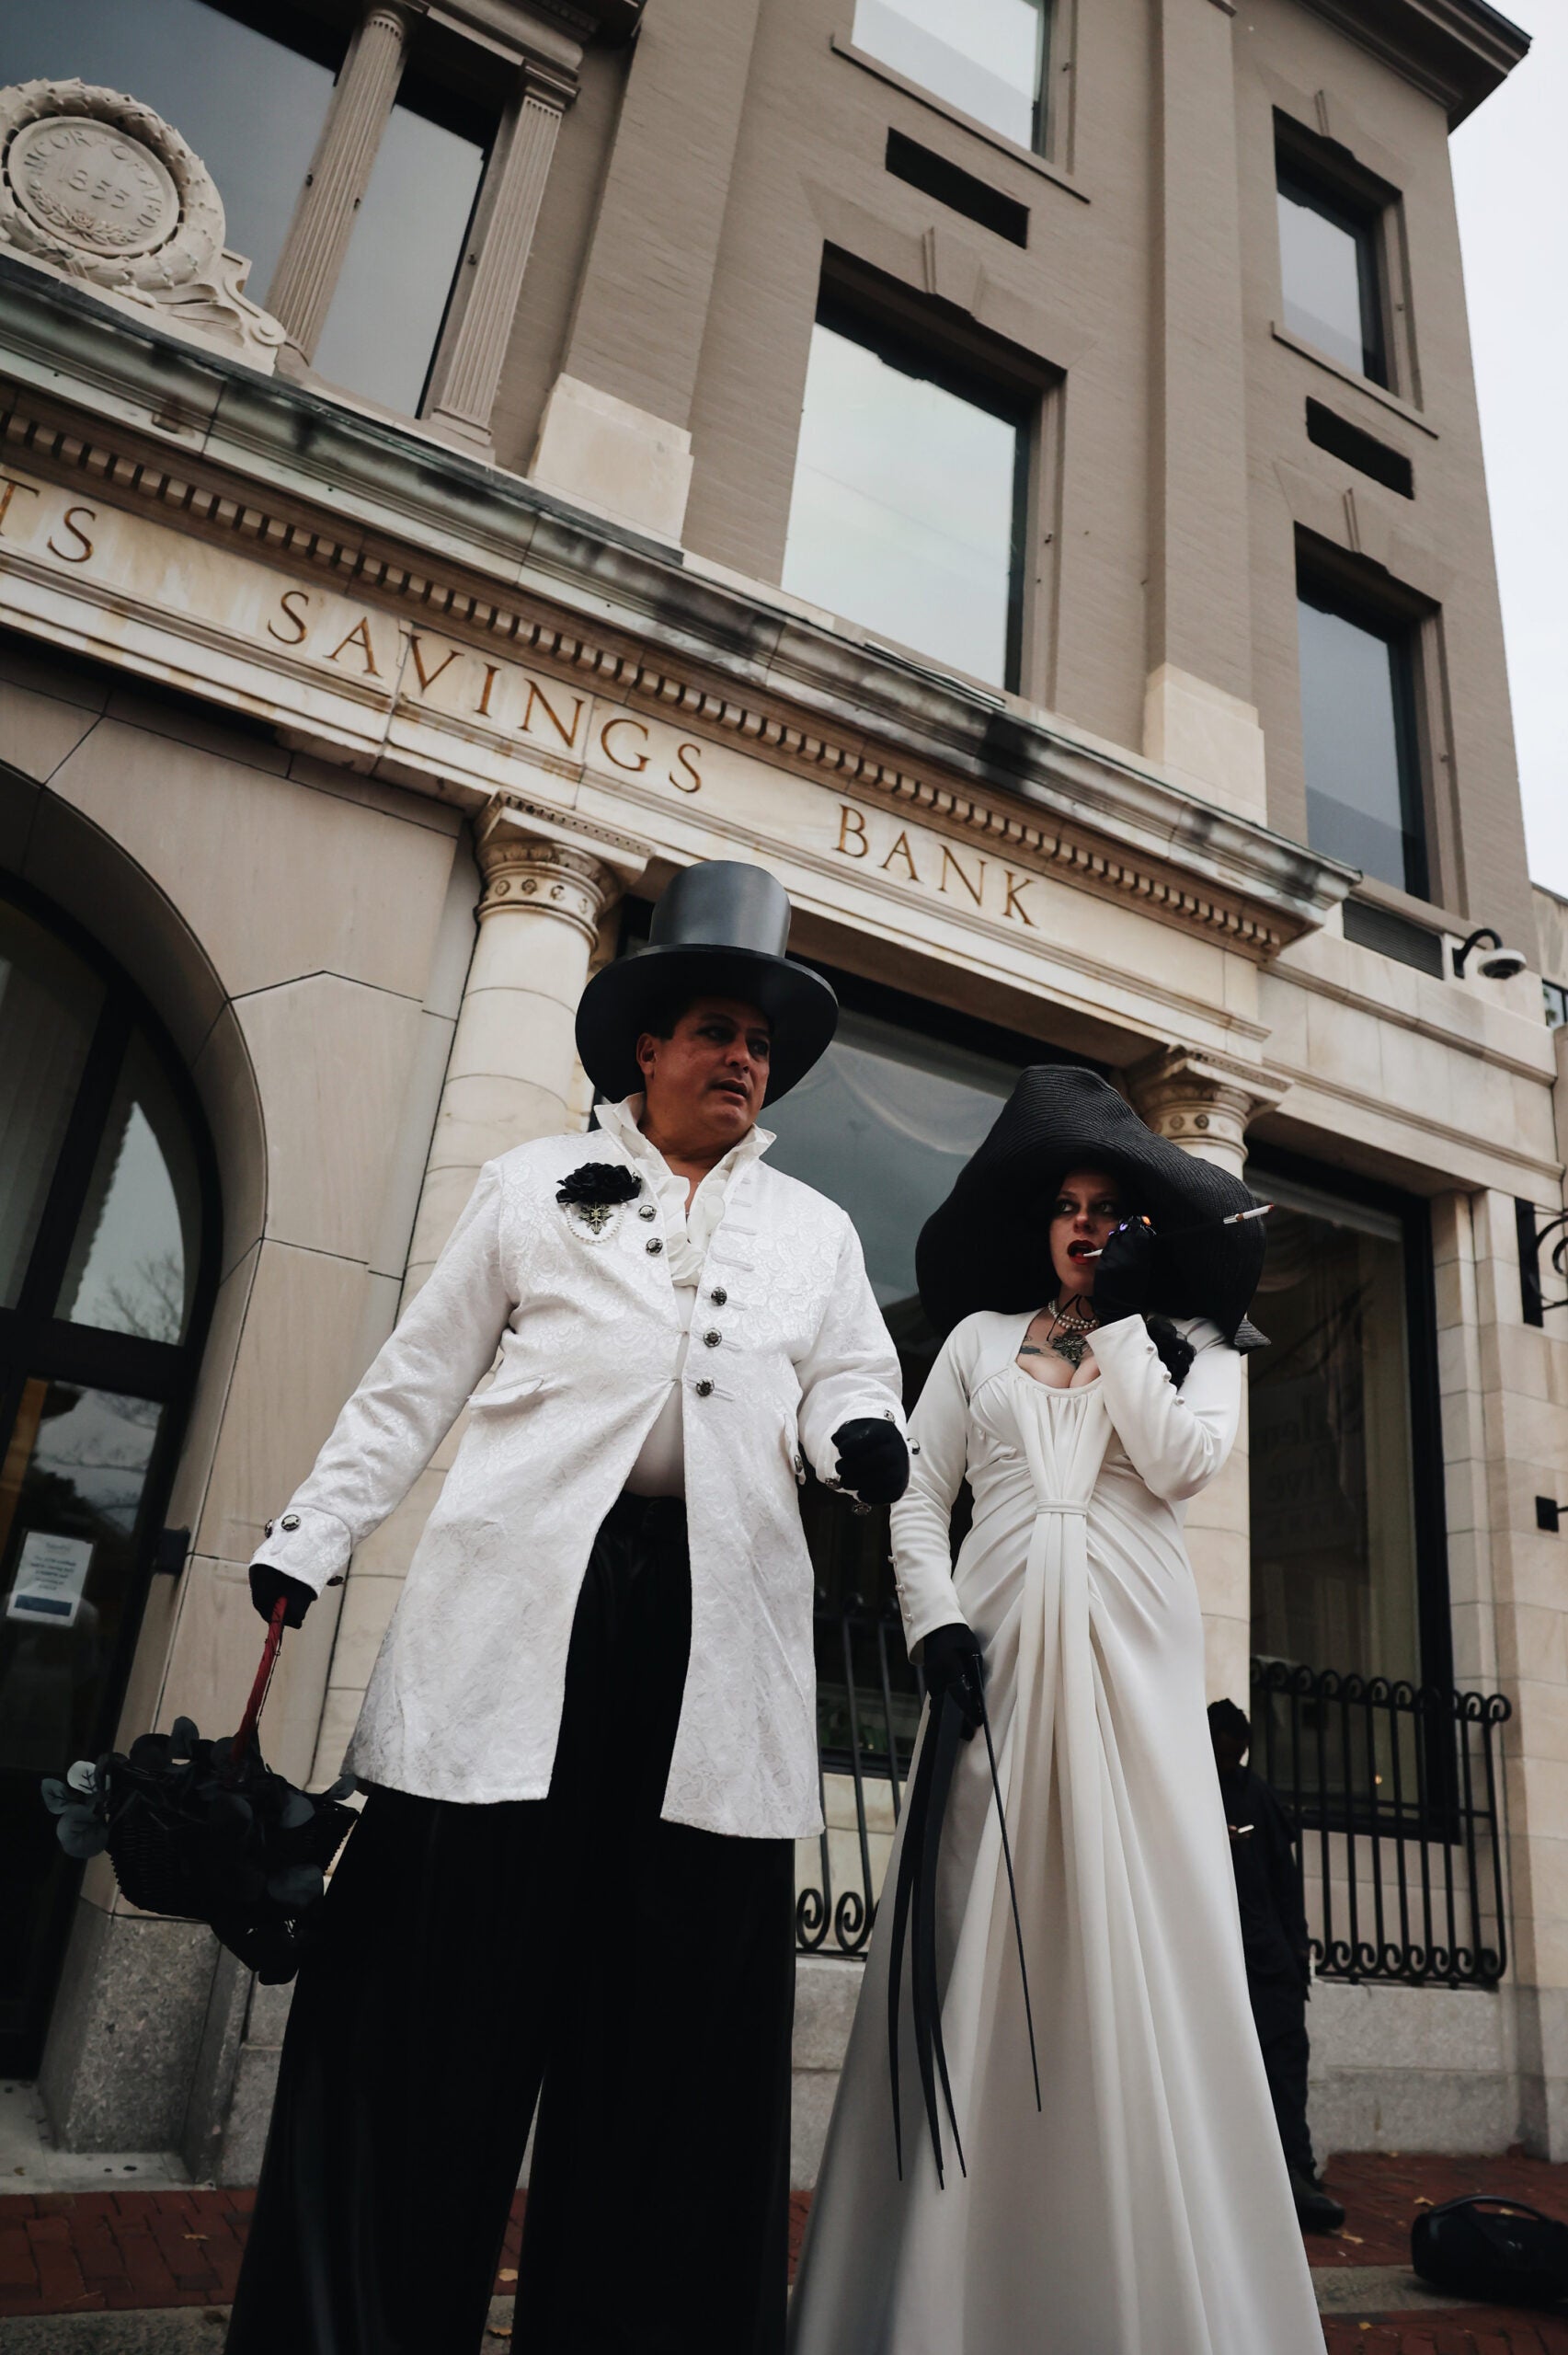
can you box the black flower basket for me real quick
[42,1600,357,1985]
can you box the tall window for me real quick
[1297,569,1427,898]
[1276,139,1389,386]
[783,302,1030,691]
[309,67,489,417]
[852,0,1051,152]
[0,886,218,2074]
[1248,1174,1428,1689]
[1246,1162,1448,1826]
[2,0,494,419]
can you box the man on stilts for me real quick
[225,861,909,2355]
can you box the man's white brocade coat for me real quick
[248,1128,905,1839]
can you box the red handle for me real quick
[228,1596,288,1775]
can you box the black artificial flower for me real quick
[556,1162,641,1211]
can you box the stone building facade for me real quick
[0,0,1558,2183]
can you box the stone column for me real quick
[1127,1044,1284,1706]
[1143,0,1267,821]
[424,56,577,454]
[308,810,624,1786]
[405,810,622,1292]
[266,0,421,372]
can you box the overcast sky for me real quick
[1449,5,1563,898]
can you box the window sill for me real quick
[1270,323,1438,441]
[1348,877,1465,949]
[830,35,1089,207]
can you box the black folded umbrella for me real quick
[41,1599,357,1985]
[887,1683,1040,2184]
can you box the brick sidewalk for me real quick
[5,2156,1568,2346]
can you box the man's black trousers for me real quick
[225,1494,796,2355]
[1251,1976,1316,2179]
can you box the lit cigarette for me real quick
[1078,1203,1274,1259]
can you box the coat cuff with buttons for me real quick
[248,1502,353,1595]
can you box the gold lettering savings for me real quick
[556,1161,643,1237]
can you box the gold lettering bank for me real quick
[2,0,1562,2205]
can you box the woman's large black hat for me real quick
[576,860,839,1105]
[916,1065,1266,1345]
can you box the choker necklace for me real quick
[1019,1294,1099,1371]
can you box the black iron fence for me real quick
[798,1605,918,1957]
[798,1612,1515,1989]
[1249,1660,1512,1988]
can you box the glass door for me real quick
[0,885,219,2074]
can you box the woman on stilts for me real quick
[789,1064,1324,2355]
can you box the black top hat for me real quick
[575,860,840,1106]
[916,1065,1266,1347]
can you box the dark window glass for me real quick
[1545,980,1568,1029]
[1249,1180,1421,1688]
[783,311,1029,690]
[0,888,218,2074]
[1277,166,1386,386]
[765,999,1025,1785]
[1246,1170,1444,1824]
[0,0,342,306]
[56,1032,205,1345]
[1297,580,1426,898]
[311,67,489,417]
[853,0,1050,151]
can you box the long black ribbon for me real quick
[887,1671,1040,2184]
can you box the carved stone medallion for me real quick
[8,114,179,258]
[0,78,284,368]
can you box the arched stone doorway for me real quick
[0,876,222,2074]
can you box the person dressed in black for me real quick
[1207,1697,1345,2234]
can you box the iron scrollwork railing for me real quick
[797,1605,921,1957]
[1250,1660,1512,1988]
[800,1623,1515,1988]
[1516,1197,1568,1324]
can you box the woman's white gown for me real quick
[788,1309,1323,2355]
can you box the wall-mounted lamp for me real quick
[1453,926,1528,981]
[1539,1498,1566,1533]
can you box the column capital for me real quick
[1125,1044,1285,1174]
[520,52,578,112]
[474,810,621,947]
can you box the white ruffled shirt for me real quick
[596,1094,774,1496]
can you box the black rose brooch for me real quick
[557,1161,642,1236]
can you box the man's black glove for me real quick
[830,1418,910,1505]
[249,1563,316,1629]
[921,1620,985,1740]
[1093,1217,1155,1327]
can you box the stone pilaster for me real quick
[266,0,421,371]
[424,58,576,453]
[1143,0,1267,821]
[308,810,625,1785]
[404,812,622,1292]
[1127,1045,1284,1707]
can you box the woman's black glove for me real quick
[249,1563,316,1628]
[1093,1217,1155,1326]
[921,1620,985,1740]
[830,1419,910,1505]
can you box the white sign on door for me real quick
[6,1532,94,1629]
